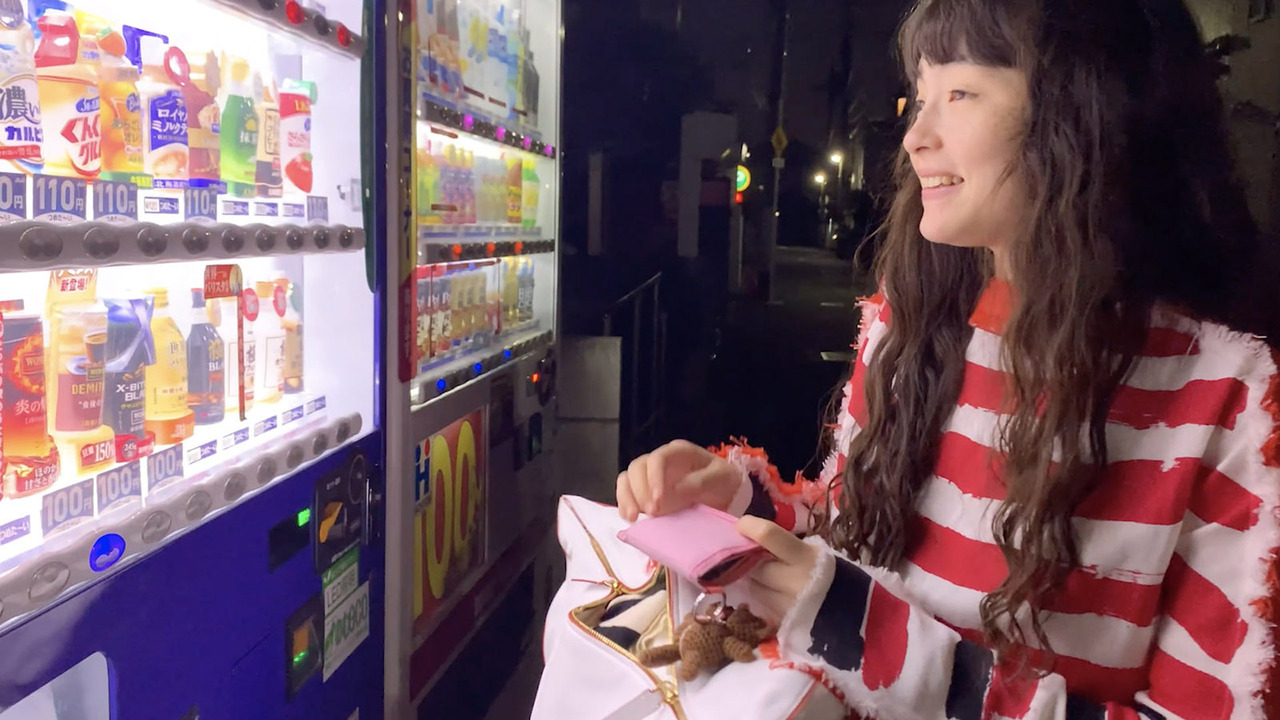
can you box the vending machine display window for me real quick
[0,0,375,632]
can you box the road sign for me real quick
[771,126,788,158]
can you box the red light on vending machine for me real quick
[285,0,305,24]
[337,23,353,47]
[485,242,496,257]
[514,241,524,255]
[451,244,463,259]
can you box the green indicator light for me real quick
[293,650,309,666]
[297,508,311,527]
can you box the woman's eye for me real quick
[949,89,972,101]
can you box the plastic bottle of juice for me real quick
[137,35,187,188]
[184,50,220,187]
[253,71,281,198]
[217,294,254,415]
[32,0,100,179]
[0,1,42,173]
[218,55,257,196]
[273,272,303,395]
[143,288,194,445]
[253,280,284,405]
[278,70,315,195]
[84,18,142,183]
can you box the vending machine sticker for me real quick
[412,407,486,634]
[0,172,27,223]
[283,405,305,425]
[283,202,305,219]
[306,195,329,223]
[147,441,185,492]
[323,581,369,681]
[41,477,95,536]
[93,180,138,223]
[96,459,142,513]
[0,516,31,547]
[221,199,250,217]
[254,201,279,217]
[306,396,327,415]
[143,196,179,215]
[322,547,360,614]
[32,174,87,222]
[185,186,218,222]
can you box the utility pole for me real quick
[767,0,791,303]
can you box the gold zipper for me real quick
[565,504,688,719]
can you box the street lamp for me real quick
[813,172,827,185]
[829,152,843,165]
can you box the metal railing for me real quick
[601,272,667,459]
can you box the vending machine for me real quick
[0,0,386,718]
[382,0,560,715]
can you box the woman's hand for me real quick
[737,515,821,622]
[616,440,744,521]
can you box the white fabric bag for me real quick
[531,495,847,720]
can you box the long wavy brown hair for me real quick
[824,0,1258,667]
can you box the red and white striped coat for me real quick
[715,281,1280,720]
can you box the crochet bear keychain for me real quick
[638,593,776,681]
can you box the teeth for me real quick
[920,176,963,189]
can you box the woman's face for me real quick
[904,60,1030,260]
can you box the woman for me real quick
[616,0,1279,718]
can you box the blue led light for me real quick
[474,362,483,375]
[436,378,447,392]
[89,533,127,573]
[503,349,512,359]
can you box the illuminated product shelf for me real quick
[411,328,553,406]
[418,236,554,263]
[209,0,365,58]
[0,220,364,272]
[0,392,362,627]
[421,98,557,159]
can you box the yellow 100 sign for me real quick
[412,408,486,632]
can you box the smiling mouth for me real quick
[920,175,964,189]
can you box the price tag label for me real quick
[32,174,87,222]
[323,581,369,680]
[93,180,138,223]
[282,405,305,425]
[306,195,329,223]
[306,397,327,415]
[254,416,277,436]
[147,442,185,492]
[254,201,279,218]
[96,460,142,513]
[283,202,305,219]
[185,185,218,223]
[143,196,179,215]
[187,439,218,465]
[42,478,95,536]
[221,199,250,217]
[0,515,32,547]
[222,427,250,450]
[0,172,27,223]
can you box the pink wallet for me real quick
[617,505,771,590]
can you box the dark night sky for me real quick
[680,0,849,147]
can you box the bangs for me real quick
[899,0,1037,81]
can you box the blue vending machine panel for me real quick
[0,0,387,717]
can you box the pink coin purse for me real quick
[617,504,771,591]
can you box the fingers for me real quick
[737,516,811,566]
[617,471,639,522]
[625,454,653,517]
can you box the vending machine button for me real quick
[313,14,331,35]
[220,225,246,253]
[89,533,126,572]
[346,453,368,504]
[260,0,281,10]
[141,511,173,543]
[28,562,69,603]
[20,225,61,261]
[311,226,331,250]
[181,225,211,255]
[338,226,356,249]
[312,431,329,457]
[286,443,305,470]
[83,225,119,259]
[185,490,213,521]
[284,226,305,250]
[255,457,280,487]
[252,225,278,252]
[136,224,169,257]
[223,472,248,503]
